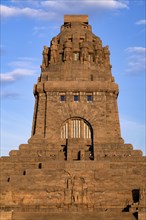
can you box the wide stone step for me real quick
[12,211,137,220]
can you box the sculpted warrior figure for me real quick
[50,37,58,63]
[64,48,72,61]
[85,32,92,42]
[94,38,103,64]
[80,42,89,63]
[95,50,103,65]
[103,46,110,67]
[42,45,49,68]
[64,40,72,61]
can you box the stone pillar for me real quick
[114,93,122,138]
[105,91,123,143]
[31,94,38,136]
[81,120,84,139]
[42,45,49,69]
[34,92,47,137]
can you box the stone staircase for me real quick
[11,211,137,220]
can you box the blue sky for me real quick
[0,0,146,156]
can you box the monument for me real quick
[0,15,146,220]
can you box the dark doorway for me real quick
[77,151,81,160]
[132,189,140,203]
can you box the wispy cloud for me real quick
[125,47,146,73]
[10,0,129,10]
[11,0,20,2]
[10,0,41,6]
[1,0,129,20]
[136,19,146,25]
[0,68,36,83]
[1,92,20,99]
[33,26,48,34]
[33,25,59,38]
[41,0,129,10]
[8,57,38,69]
[0,57,38,83]
[0,5,55,20]
[126,47,146,53]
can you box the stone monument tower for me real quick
[0,15,146,220]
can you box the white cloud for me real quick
[1,0,129,20]
[41,0,129,10]
[0,68,36,83]
[125,47,146,73]
[0,57,38,83]
[126,47,146,53]
[33,26,49,35]
[33,25,59,38]
[82,0,129,9]
[11,0,20,2]
[0,5,54,20]
[10,0,42,7]
[8,59,38,69]
[1,92,20,99]
[136,19,146,25]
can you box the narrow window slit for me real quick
[38,163,42,169]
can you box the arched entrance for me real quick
[60,117,94,160]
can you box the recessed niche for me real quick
[38,163,42,169]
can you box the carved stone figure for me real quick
[50,37,58,63]
[41,63,46,71]
[95,50,103,65]
[42,45,49,67]
[103,46,110,67]
[64,48,71,61]
[95,37,102,49]
[64,40,72,61]
[94,38,103,64]
[65,176,86,204]
[80,42,89,63]
[85,32,92,42]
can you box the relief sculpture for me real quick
[80,42,89,63]
[65,176,88,205]
[42,45,49,70]
[50,37,58,63]
[94,39,103,66]
[64,40,72,61]
[103,46,110,68]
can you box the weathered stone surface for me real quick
[0,15,145,220]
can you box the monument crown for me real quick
[64,15,88,23]
[40,14,112,84]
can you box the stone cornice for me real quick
[34,81,119,94]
